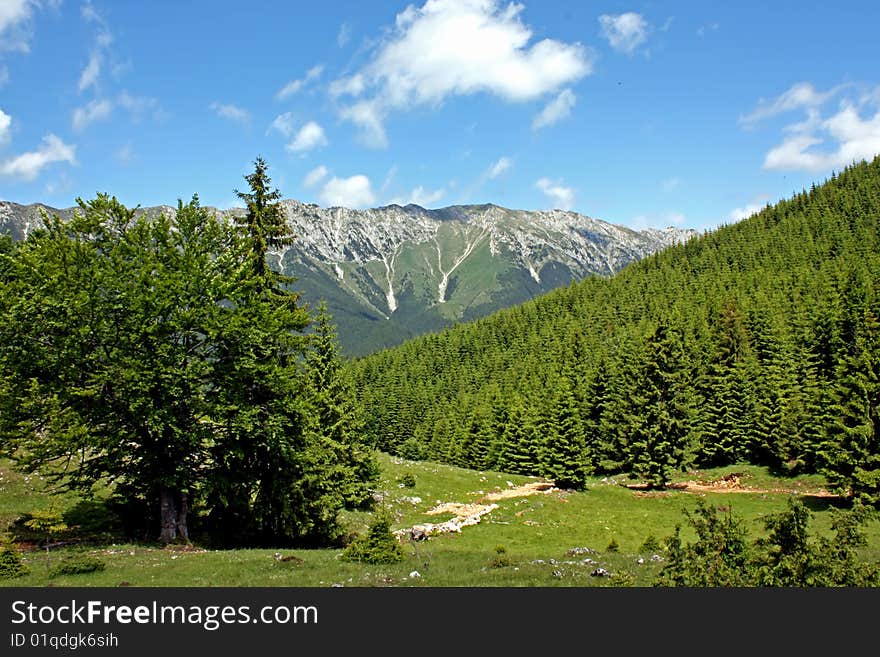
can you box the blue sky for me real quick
[1,0,879,230]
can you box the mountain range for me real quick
[0,198,697,355]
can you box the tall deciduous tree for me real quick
[0,195,238,543]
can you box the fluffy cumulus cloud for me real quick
[210,102,249,123]
[72,98,113,132]
[0,107,11,145]
[287,121,327,153]
[532,88,576,129]
[745,82,880,172]
[598,12,648,55]
[487,155,512,179]
[535,177,574,210]
[319,174,376,208]
[0,134,76,181]
[331,0,591,146]
[270,115,328,152]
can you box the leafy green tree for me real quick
[0,195,237,543]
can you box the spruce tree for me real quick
[820,311,880,503]
[541,376,588,489]
[304,303,379,510]
[627,324,691,488]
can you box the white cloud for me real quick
[337,22,352,48]
[76,2,113,93]
[210,102,249,123]
[268,111,296,138]
[599,13,648,55]
[78,50,102,92]
[275,65,323,100]
[304,165,329,187]
[0,134,76,181]
[740,82,841,126]
[72,98,113,132]
[535,177,574,210]
[726,202,766,223]
[115,141,134,166]
[0,108,11,145]
[487,156,512,179]
[389,185,445,207]
[117,91,164,122]
[319,174,376,209]
[762,100,880,172]
[332,0,591,146]
[696,22,719,38]
[340,100,388,148]
[287,121,327,153]
[532,88,576,129]
[0,0,34,52]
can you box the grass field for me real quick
[1,453,876,587]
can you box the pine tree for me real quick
[627,324,692,488]
[304,303,379,510]
[820,311,880,503]
[541,376,588,489]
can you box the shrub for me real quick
[397,472,417,488]
[50,555,106,578]
[606,537,620,552]
[341,514,403,564]
[0,546,28,580]
[640,534,662,553]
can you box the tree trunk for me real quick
[158,488,190,544]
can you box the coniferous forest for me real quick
[350,157,880,501]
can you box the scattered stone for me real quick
[408,570,421,578]
[591,568,610,577]
[650,554,664,563]
[567,547,596,556]
[579,558,597,566]
[531,559,546,565]
[400,496,422,504]
[552,570,564,578]
[549,558,558,565]
[331,583,344,588]
[637,557,645,565]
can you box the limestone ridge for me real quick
[0,199,698,355]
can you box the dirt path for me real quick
[628,472,837,497]
[394,480,556,541]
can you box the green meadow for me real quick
[2,453,874,587]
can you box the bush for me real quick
[606,537,620,553]
[397,472,417,488]
[50,555,106,578]
[0,546,28,580]
[640,534,662,553]
[341,514,403,564]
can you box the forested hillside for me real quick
[351,157,880,500]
